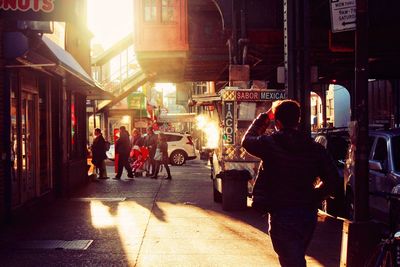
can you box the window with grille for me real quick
[144,0,157,22]
[161,0,175,22]
[143,0,176,23]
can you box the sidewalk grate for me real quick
[15,240,93,250]
[70,197,126,202]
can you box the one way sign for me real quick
[330,0,356,32]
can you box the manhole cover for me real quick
[16,240,93,250]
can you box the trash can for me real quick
[219,170,251,211]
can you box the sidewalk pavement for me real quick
[0,158,343,267]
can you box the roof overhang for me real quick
[4,32,114,100]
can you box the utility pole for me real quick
[353,0,369,222]
[340,1,382,266]
[284,0,311,135]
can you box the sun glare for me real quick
[154,83,176,95]
[196,115,220,149]
[87,0,133,49]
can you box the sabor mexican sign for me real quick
[235,90,286,101]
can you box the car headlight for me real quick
[391,185,400,195]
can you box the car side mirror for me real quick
[369,160,383,171]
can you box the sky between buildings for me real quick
[87,0,133,50]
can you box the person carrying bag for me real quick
[150,133,172,180]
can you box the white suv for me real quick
[162,132,197,166]
[107,132,197,166]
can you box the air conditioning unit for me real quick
[17,20,54,34]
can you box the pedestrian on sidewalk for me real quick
[130,128,144,148]
[151,133,172,180]
[242,99,339,267]
[144,126,158,177]
[91,128,109,179]
[114,126,134,179]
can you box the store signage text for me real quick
[330,0,356,32]
[0,0,55,13]
[234,90,287,101]
[260,91,287,100]
[224,101,234,145]
[0,0,74,21]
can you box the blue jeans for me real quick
[268,208,317,267]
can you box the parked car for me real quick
[106,144,115,161]
[162,132,197,166]
[314,127,350,217]
[345,128,400,224]
[106,132,196,165]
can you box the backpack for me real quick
[105,141,111,151]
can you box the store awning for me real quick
[4,32,114,100]
[158,113,197,123]
[191,93,221,106]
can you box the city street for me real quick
[0,157,342,267]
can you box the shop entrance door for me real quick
[21,91,38,202]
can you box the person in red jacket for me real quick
[242,99,340,267]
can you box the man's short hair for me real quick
[95,128,101,133]
[120,126,126,131]
[273,99,300,128]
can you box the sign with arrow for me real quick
[330,0,356,32]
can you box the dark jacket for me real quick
[115,130,131,156]
[242,112,340,212]
[92,134,107,166]
[145,133,158,158]
[131,135,144,147]
[156,140,169,162]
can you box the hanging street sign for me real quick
[330,0,356,33]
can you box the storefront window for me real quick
[11,85,18,189]
[88,114,101,144]
[71,94,78,157]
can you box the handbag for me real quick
[154,148,162,161]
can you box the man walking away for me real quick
[242,99,340,267]
[114,126,134,179]
[91,128,109,179]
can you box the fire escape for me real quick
[90,34,150,117]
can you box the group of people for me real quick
[91,126,172,181]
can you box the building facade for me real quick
[0,0,109,222]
